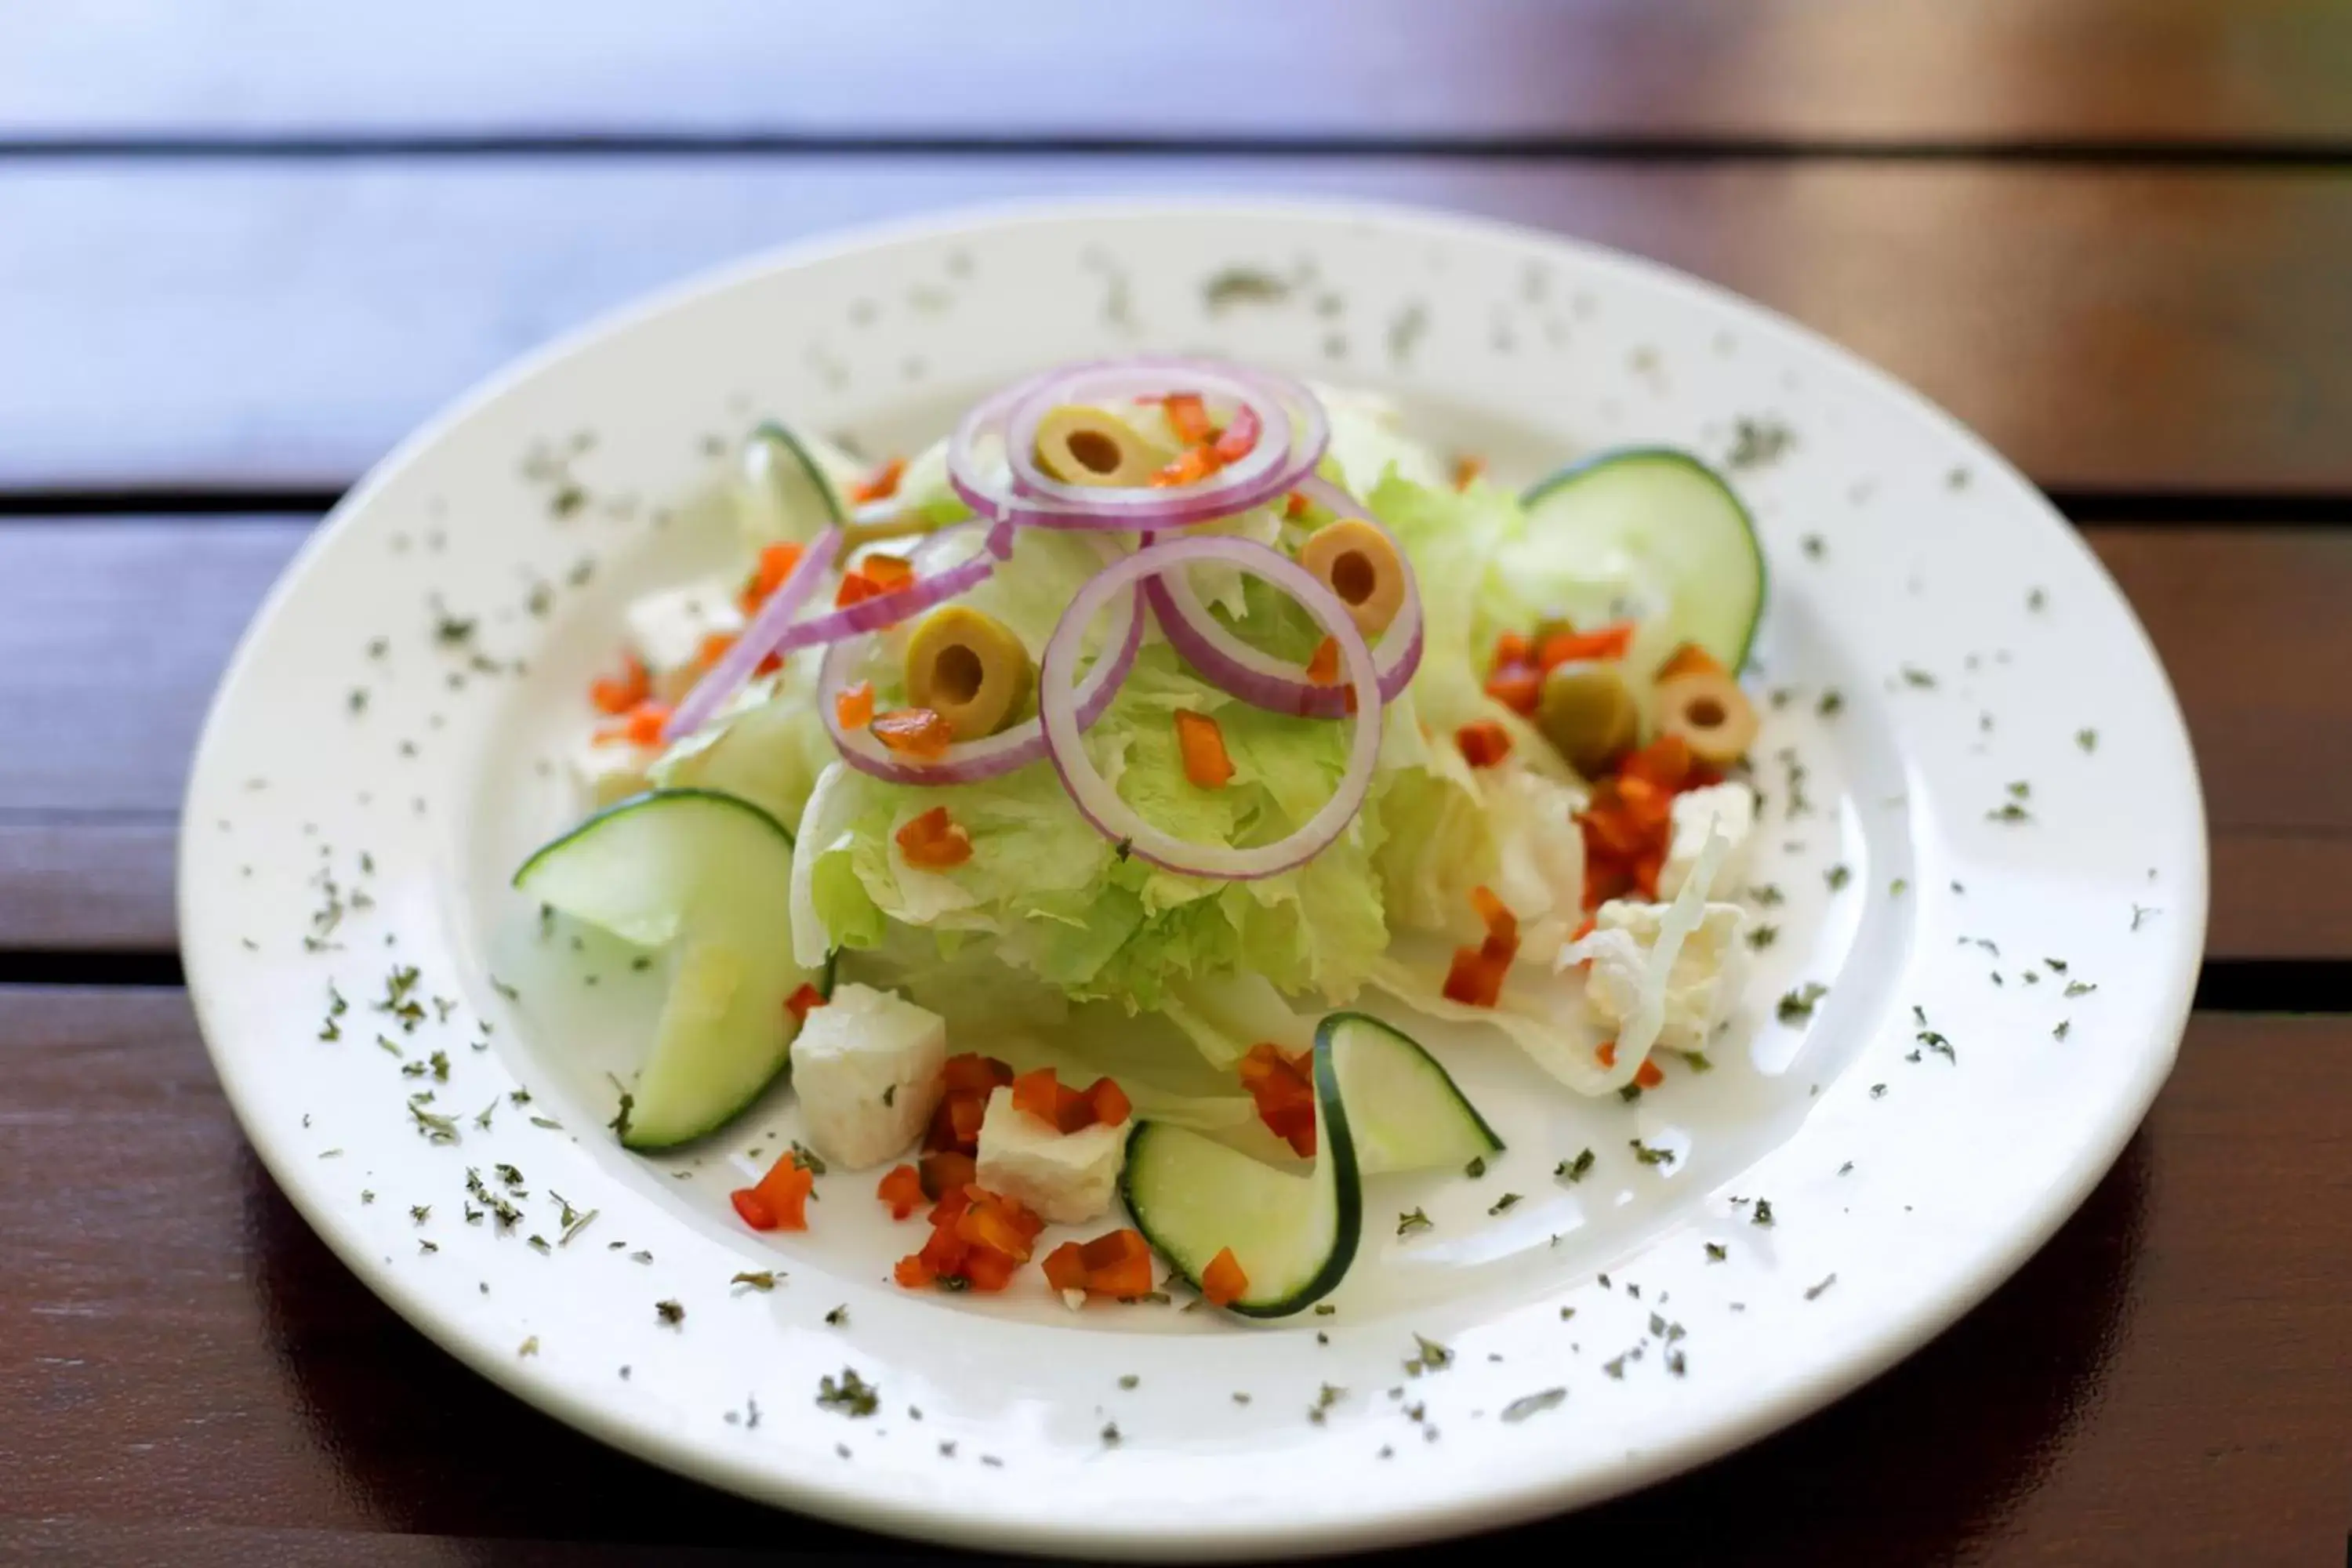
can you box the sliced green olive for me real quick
[1033,405,1167,488]
[905,605,1033,741]
[1298,518,1407,637]
[1537,660,1638,777]
[1655,670,1759,766]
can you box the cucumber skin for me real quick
[1323,1009,1504,1165]
[511,787,807,1152]
[1519,445,1767,673]
[750,420,851,529]
[1119,1021,1365,1320]
[512,786,794,891]
[615,947,837,1152]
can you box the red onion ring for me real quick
[766,518,1014,659]
[1036,536,1382,880]
[662,524,842,741]
[1144,474,1425,718]
[945,358,1330,531]
[815,536,1145,786]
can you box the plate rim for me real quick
[178,191,2209,1559]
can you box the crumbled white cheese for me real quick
[622,576,745,702]
[975,1086,1128,1225]
[789,983,946,1171]
[1575,899,1748,1052]
[1659,782,1755,901]
[567,736,653,809]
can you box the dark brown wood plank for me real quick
[5,161,2352,495]
[4,1,2349,146]
[3,520,2347,956]
[4,989,2343,1561]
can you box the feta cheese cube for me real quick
[1577,899,1749,1052]
[789,983,946,1171]
[622,576,745,702]
[568,735,652,809]
[1658,782,1755,901]
[975,1085,1128,1225]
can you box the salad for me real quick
[514,358,1768,1317]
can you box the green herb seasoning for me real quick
[1704,1243,1727,1262]
[1555,1149,1596,1183]
[1501,1388,1566,1424]
[1629,1140,1678,1167]
[1201,267,1292,311]
[731,1270,780,1290]
[1396,1208,1433,1238]
[1487,1192,1523,1216]
[1726,417,1795,470]
[1777,982,1829,1025]
[655,1299,684,1326]
[816,1368,879,1417]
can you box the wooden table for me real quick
[4,5,2348,1563]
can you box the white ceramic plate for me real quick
[181,198,2205,1560]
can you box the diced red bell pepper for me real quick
[895,804,974,869]
[871,707,956,761]
[877,1163,926,1221]
[1455,720,1513,768]
[1200,1247,1249,1308]
[728,1150,815,1232]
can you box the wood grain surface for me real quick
[5,1,2348,147]
[5,519,2342,958]
[2,989,2343,1563]
[6,4,2349,1559]
[6,160,2352,494]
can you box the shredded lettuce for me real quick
[647,657,834,829]
[666,428,1659,1074]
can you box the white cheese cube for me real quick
[567,736,652,809]
[975,1085,1127,1225]
[1658,782,1755,901]
[789,983,946,1171]
[1577,899,1749,1052]
[622,576,746,702]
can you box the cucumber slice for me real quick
[1325,1012,1502,1176]
[741,422,851,546]
[514,788,823,1150]
[1121,1022,1363,1319]
[1521,447,1766,672]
